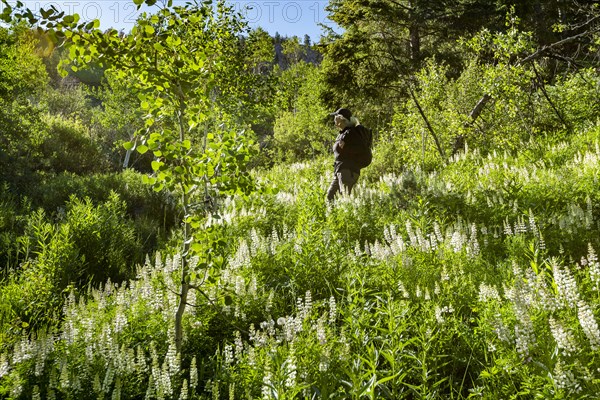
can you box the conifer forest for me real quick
[2,0,600,398]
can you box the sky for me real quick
[15,0,336,41]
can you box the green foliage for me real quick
[0,193,143,339]
[3,1,600,399]
[38,114,109,174]
[272,62,332,162]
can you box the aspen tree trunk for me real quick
[174,94,190,354]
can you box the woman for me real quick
[326,108,362,201]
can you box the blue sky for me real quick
[15,0,335,41]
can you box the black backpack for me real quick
[354,124,373,169]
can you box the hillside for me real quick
[2,129,600,397]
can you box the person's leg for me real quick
[326,173,341,201]
[338,169,360,196]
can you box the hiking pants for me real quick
[327,169,360,201]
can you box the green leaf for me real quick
[137,145,149,154]
[151,161,162,171]
[123,141,134,150]
[190,242,203,252]
[142,175,156,185]
[145,25,155,35]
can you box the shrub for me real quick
[39,114,109,174]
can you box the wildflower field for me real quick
[2,1,600,398]
[2,123,600,399]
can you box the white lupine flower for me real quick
[587,244,600,289]
[528,209,539,238]
[0,354,9,379]
[293,315,303,337]
[478,283,501,302]
[515,217,527,234]
[468,224,480,256]
[406,220,417,246]
[112,377,122,400]
[415,227,427,251]
[284,346,297,388]
[93,374,101,393]
[585,196,593,229]
[503,219,513,235]
[250,229,261,256]
[549,317,577,356]
[224,344,234,365]
[506,278,536,358]
[383,225,393,244]
[434,306,444,324]
[433,223,443,243]
[398,281,410,298]
[160,360,173,397]
[179,379,188,400]
[450,231,463,252]
[229,383,236,400]
[247,347,256,366]
[114,307,127,334]
[49,366,58,389]
[234,331,244,362]
[552,260,579,308]
[328,296,337,325]
[294,241,302,254]
[363,241,371,256]
[538,234,546,251]
[304,291,313,318]
[165,341,179,375]
[261,359,272,399]
[515,324,535,359]
[440,267,450,282]
[354,241,362,258]
[137,345,147,373]
[249,276,258,298]
[319,350,330,372]
[429,234,437,251]
[31,385,41,400]
[553,360,581,393]
[102,365,114,393]
[577,300,600,350]
[190,356,198,389]
[59,362,71,390]
[316,316,327,344]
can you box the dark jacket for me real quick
[333,126,363,173]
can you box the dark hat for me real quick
[330,108,352,120]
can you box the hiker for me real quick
[326,108,371,201]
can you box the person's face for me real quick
[334,114,347,129]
